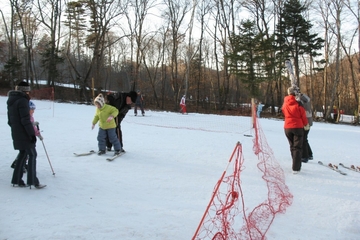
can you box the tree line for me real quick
[0,0,359,122]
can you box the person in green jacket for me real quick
[92,93,122,156]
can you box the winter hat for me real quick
[287,86,296,96]
[129,91,137,103]
[15,81,31,92]
[94,93,105,107]
[29,100,36,110]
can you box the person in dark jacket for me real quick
[7,81,46,188]
[282,87,309,174]
[105,91,137,152]
[299,94,313,162]
[134,90,145,116]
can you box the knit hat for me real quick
[15,81,31,92]
[94,93,105,107]
[287,86,296,96]
[129,91,137,103]
[29,100,36,110]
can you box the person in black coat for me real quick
[105,91,137,152]
[7,81,46,189]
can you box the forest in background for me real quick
[0,0,359,122]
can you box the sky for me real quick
[0,95,359,240]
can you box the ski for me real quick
[318,161,347,175]
[339,163,360,173]
[106,151,125,161]
[74,150,96,157]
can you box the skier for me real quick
[134,90,145,116]
[282,86,309,174]
[7,81,46,188]
[92,93,122,156]
[105,90,137,152]
[257,102,264,118]
[180,95,187,114]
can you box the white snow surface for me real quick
[0,96,359,240]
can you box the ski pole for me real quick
[37,125,55,176]
[40,139,55,176]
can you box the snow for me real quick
[0,95,359,240]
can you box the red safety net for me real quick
[192,116,293,240]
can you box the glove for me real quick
[37,134,44,141]
[33,121,39,126]
[304,124,310,131]
[31,135,37,143]
[91,124,95,130]
[106,116,114,122]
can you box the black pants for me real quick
[285,128,304,171]
[11,147,39,185]
[134,104,145,115]
[302,129,313,159]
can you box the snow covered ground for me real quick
[0,95,359,240]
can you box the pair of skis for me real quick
[318,161,360,175]
[74,150,125,161]
[339,163,360,173]
[318,161,346,175]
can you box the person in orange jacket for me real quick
[282,87,309,174]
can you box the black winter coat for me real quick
[107,92,131,123]
[7,91,36,150]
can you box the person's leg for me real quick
[107,128,121,151]
[97,128,107,151]
[140,104,145,115]
[26,147,39,186]
[285,129,302,171]
[307,129,313,159]
[116,124,123,149]
[106,131,112,151]
[302,129,309,161]
[292,128,304,171]
[11,150,27,185]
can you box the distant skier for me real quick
[257,102,264,118]
[180,95,187,114]
[106,90,137,151]
[134,90,145,116]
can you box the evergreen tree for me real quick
[228,19,268,97]
[276,0,324,85]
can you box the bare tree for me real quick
[325,0,343,122]
[162,0,190,110]
[125,0,158,91]
[82,0,128,99]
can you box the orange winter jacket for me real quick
[282,95,308,129]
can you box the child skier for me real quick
[92,93,122,156]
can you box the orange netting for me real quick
[192,114,293,240]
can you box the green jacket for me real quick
[92,104,119,129]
